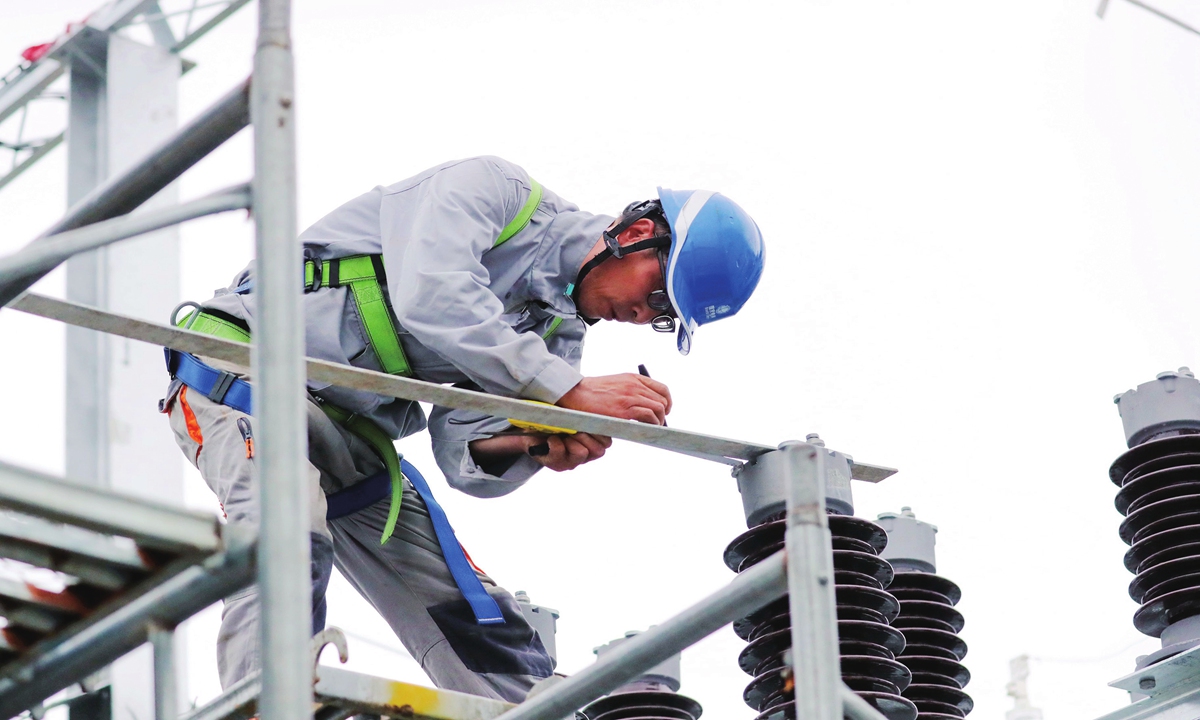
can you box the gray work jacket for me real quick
[199,156,613,497]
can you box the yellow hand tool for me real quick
[506,401,578,435]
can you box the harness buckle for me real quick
[305,259,323,292]
[207,370,238,405]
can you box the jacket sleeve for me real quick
[379,157,583,403]
[428,316,586,497]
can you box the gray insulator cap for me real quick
[735,435,854,527]
[876,507,938,573]
[594,631,681,692]
[1114,368,1200,448]
[515,591,560,670]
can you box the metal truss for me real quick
[0,460,255,719]
[0,0,894,717]
[0,0,252,192]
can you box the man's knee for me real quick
[425,592,553,678]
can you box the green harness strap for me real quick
[305,255,413,377]
[177,310,403,545]
[296,176,542,375]
[175,177,545,546]
[318,403,404,546]
[494,179,543,247]
[542,316,564,339]
[179,312,252,343]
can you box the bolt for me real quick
[1182,367,1195,378]
[806,433,826,447]
[1139,676,1156,690]
[515,590,530,603]
[901,506,916,518]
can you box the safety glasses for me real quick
[650,250,676,333]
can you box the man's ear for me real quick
[617,218,658,246]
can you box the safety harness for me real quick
[163,178,545,626]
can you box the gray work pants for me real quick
[164,379,552,703]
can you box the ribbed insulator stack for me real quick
[1113,369,1200,666]
[1111,435,1200,647]
[877,509,973,720]
[724,512,917,720]
[579,632,703,720]
[577,691,703,720]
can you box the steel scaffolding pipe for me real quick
[783,442,843,719]
[0,185,251,303]
[250,0,310,718]
[0,78,251,307]
[495,550,789,720]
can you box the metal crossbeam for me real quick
[0,459,221,554]
[0,513,152,590]
[0,78,250,308]
[0,132,64,193]
[0,184,251,301]
[5,293,901,477]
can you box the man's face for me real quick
[577,218,671,325]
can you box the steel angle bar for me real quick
[6,294,899,478]
[0,185,250,302]
[173,0,254,53]
[0,62,64,127]
[0,132,64,194]
[497,550,787,720]
[0,513,151,591]
[0,542,255,719]
[9,293,769,464]
[0,459,221,554]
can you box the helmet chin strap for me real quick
[570,235,672,324]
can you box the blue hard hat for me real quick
[657,188,765,355]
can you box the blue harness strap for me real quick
[164,349,253,414]
[399,458,505,625]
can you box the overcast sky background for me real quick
[3,1,1200,718]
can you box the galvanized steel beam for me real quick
[0,185,251,303]
[8,292,898,479]
[0,459,221,554]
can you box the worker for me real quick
[159,156,765,702]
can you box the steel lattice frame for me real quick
[0,1,895,718]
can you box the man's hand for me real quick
[468,433,612,472]
[557,374,672,425]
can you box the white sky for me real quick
[3,1,1200,719]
